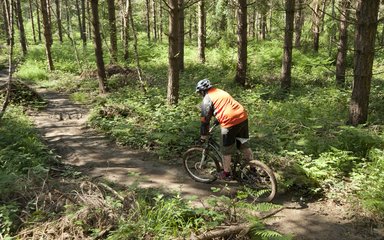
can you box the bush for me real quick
[0,107,51,173]
[352,148,384,221]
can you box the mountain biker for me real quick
[196,79,253,180]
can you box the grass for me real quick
[3,27,384,235]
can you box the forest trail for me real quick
[28,86,383,240]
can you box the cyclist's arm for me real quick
[200,95,214,136]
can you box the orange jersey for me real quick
[200,88,247,134]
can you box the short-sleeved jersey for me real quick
[200,88,248,135]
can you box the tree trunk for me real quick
[234,0,247,86]
[218,0,228,34]
[35,0,42,42]
[328,0,336,52]
[108,0,118,63]
[0,0,13,120]
[63,0,81,68]
[75,0,83,44]
[15,0,27,56]
[281,0,295,91]
[29,0,37,43]
[159,1,164,42]
[152,0,157,40]
[127,0,146,92]
[122,0,129,60]
[159,0,163,42]
[178,0,185,72]
[167,0,180,105]
[90,0,108,94]
[260,14,267,40]
[198,0,206,63]
[249,8,256,39]
[311,0,327,52]
[311,0,321,52]
[145,0,151,42]
[294,0,305,48]
[40,0,54,71]
[2,0,10,45]
[348,0,380,125]
[47,0,52,27]
[65,0,71,34]
[335,0,349,88]
[81,0,87,46]
[55,0,63,43]
[87,1,92,40]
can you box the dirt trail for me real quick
[28,87,383,240]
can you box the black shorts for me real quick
[221,119,250,155]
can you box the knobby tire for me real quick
[183,147,220,183]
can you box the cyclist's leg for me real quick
[235,119,252,162]
[241,147,253,162]
[221,127,236,176]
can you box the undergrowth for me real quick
[6,34,384,230]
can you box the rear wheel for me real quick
[238,160,277,202]
[183,147,220,183]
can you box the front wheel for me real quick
[238,160,277,202]
[183,147,220,183]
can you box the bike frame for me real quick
[203,123,244,173]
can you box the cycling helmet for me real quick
[195,79,212,92]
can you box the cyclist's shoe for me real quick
[218,171,232,181]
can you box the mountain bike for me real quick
[183,123,277,202]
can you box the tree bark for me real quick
[0,0,13,120]
[55,0,63,43]
[90,0,108,94]
[122,0,129,60]
[81,0,87,46]
[260,14,267,40]
[152,0,157,40]
[294,0,305,48]
[191,223,252,240]
[178,0,185,72]
[167,0,180,105]
[159,0,163,42]
[35,0,42,42]
[335,0,349,88]
[218,0,228,34]
[249,8,256,38]
[127,0,146,92]
[145,0,151,42]
[40,0,54,71]
[29,0,37,44]
[75,0,83,44]
[281,0,295,92]
[234,0,247,86]
[348,0,380,125]
[2,0,10,45]
[311,0,327,52]
[198,0,206,63]
[15,0,27,56]
[108,0,118,63]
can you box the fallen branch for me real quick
[190,206,286,240]
[260,206,285,219]
[190,223,252,240]
[97,182,124,201]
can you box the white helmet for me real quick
[195,79,212,92]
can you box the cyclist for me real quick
[196,79,253,180]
